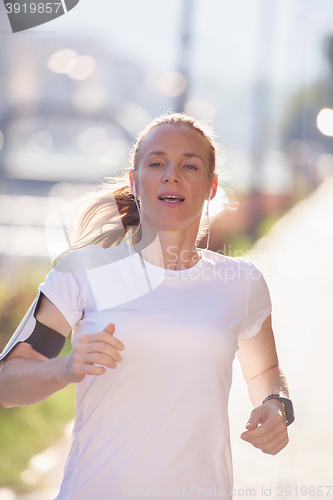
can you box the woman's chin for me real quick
[141,210,201,234]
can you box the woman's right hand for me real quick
[62,323,125,383]
[0,296,125,408]
[35,295,125,383]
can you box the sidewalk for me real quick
[229,177,333,496]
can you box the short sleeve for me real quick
[39,250,87,329]
[237,261,272,339]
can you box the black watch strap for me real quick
[263,394,295,426]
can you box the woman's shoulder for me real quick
[201,249,259,269]
[54,244,132,274]
[200,250,266,283]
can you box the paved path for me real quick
[2,177,332,499]
[229,177,333,498]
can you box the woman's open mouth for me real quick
[158,194,185,206]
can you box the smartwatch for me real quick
[262,394,295,426]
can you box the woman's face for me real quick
[130,123,217,233]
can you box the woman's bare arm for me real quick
[236,315,289,455]
[0,295,125,408]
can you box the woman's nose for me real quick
[162,164,180,183]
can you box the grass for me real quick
[0,260,76,492]
[0,338,75,492]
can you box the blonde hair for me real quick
[75,112,227,248]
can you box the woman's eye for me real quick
[150,162,163,167]
[184,164,197,170]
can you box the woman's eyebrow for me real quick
[183,152,204,163]
[145,151,167,158]
[145,151,204,163]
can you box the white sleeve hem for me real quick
[38,286,80,330]
[237,308,271,340]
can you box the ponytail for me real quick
[74,179,140,249]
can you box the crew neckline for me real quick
[127,245,207,276]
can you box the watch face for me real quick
[279,397,295,426]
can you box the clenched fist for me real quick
[61,323,125,383]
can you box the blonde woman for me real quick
[0,113,294,499]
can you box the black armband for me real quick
[0,291,67,361]
[25,319,66,358]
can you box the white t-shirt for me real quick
[39,244,272,500]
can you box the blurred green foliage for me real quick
[0,259,49,351]
[257,210,289,240]
[0,258,75,492]
[226,233,254,257]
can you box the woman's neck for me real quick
[133,226,201,271]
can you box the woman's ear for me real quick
[207,174,218,201]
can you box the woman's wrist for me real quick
[262,397,287,423]
[263,398,284,410]
[49,355,73,388]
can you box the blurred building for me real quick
[0,36,182,260]
[1,10,333,259]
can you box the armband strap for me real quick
[25,319,66,358]
[0,291,67,361]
